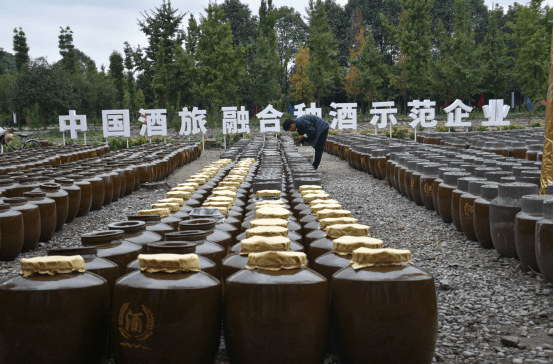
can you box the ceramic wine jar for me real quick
[54,178,81,223]
[34,183,69,231]
[331,248,437,364]
[0,203,24,261]
[0,256,109,364]
[127,215,174,239]
[437,172,472,223]
[112,254,221,363]
[23,191,56,243]
[419,164,440,210]
[224,251,328,364]
[473,184,500,249]
[81,172,105,211]
[179,218,233,251]
[81,230,142,275]
[451,177,484,232]
[2,197,40,252]
[490,182,539,258]
[47,247,120,297]
[165,230,226,278]
[125,242,218,278]
[108,220,163,251]
[459,180,490,242]
[535,199,553,283]
[514,195,549,272]
[66,174,92,217]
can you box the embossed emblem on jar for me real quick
[118,303,155,350]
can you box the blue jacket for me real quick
[295,115,329,147]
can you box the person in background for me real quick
[282,115,329,170]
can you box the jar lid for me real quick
[240,238,291,255]
[167,191,192,199]
[498,182,539,199]
[206,196,234,204]
[245,226,288,238]
[325,224,370,239]
[319,217,359,229]
[480,184,499,199]
[310,203,342,214]
[300,188,325,197]
[256,200,284,206]
[138,254,200,273]
[138,209,171,218]
[309,198,340,206]
[350,248,412,269]
[47,246,98,256]
[303,193,330,203]
[214,186,238,192]
[256,189,281,197]
[298,185,323,193]
[521,195,549,214]
[544,198,553,219]
[316,209,351,221]
[151,203,180,213]
[157,198,185,206]
[177,182,199,190]
[249,218,288,228]
[443,172,472,185]
[3,197,28,206]
[457,177,484,192]
[220,181,241,187]
[333,236,384,255]
[254,203,284,211]
[20,256,86,277]
[255,207,290,220]
[245,251,307,271]
[213,190,237,199]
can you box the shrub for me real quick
[386,125,409,139]
[476,125,488,131]
[530,120,544,128]
[329,129,340,135]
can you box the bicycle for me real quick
[0,127,42,153]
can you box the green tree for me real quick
[123,42,137,117]
[251,0,280,104]
[509,0,552,100]
[109,51,125,108]
[307,0,340,106]
[479,10,512,98]
[58,26,78,74]
[382,0,434,98]
[353,29,386,109]
[194,3,245,111]
[0,49,15,75]
[184,15,201,55]
[220,0,258,48]
[12,27,29,72]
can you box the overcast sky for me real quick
[0,0,550,70]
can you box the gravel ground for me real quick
[314,147,553,364]
[2,144,552,364]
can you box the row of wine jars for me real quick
[0,142,203,261]
[326,130,553,282]
[0,139,438,364]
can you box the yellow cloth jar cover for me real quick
[256,200,285,206]
[172,186,196,193]
[332,236,384,255]
[187,177,207,185]
[213,186,238,193]
[298,185,323,193]
[310,199,340,207]
[219,181,241,188]
[240,235,291,247]
[316,209,352,221]
[157,198,185,206]
[350,248,412,269]
[138,208,171,218]
[139,254,201,273]
[245,226,289,238]
[212,190,237,199]
[206,196,235,204]
[249,218,289,228]
[319,217,359,229]
[254,203,284,211]
[151,203,180,213]
[245,251,308,270]
[203,201,232,208]
[255,207,290,220]
[166,191,192,199]
[239,239,291,255]
[178,182,199,190]
[325,223,370,238]
[20,256,86,277]
[256,190,282,197]
[303,193,330,203]
[310,203,342,214]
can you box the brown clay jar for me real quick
[112,255,221,364]
[127,215,174,239]
[10,177,40,198]
[47,246,120,297]
[81,172,105,211]
[459,180,490,242]
[419,164,440,210]
[224,251,328,364]
[331,249,437,364]
[490,182,539,258]
[535,199,553,283]
[474,184,500,249]
[81,230,142,275]
[66,174,92,217]
[96,169,114,206]
[179,218,233,251]
[514,195,548,272]
[108,220,162,251]
[432,167,464,215]
[110,165,127,199]
[34,183,69,231]
[437,172,471,223]
[0,203,24,261]
[410,162,427,206]
[451,177,485,232]
[125,242,218,278]
[3,197,40,252]
[165,230,226,278]
[403,159,420,201]
[23,191,56,243]
[0,257,109,364]
[54,178,81,223]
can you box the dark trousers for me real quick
[312,128,329,170]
